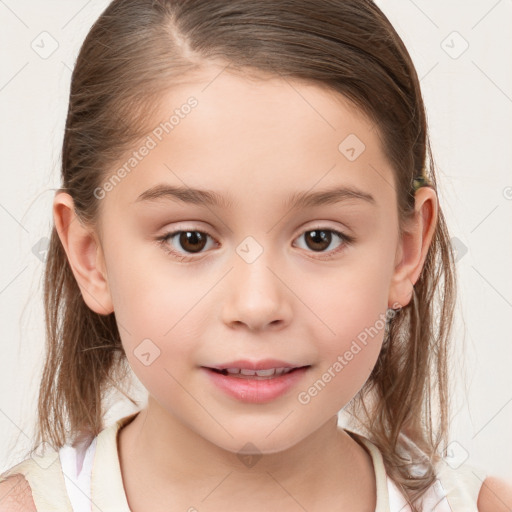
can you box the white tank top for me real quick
[0,412,487,511]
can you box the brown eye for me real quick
[304,230,334,252]
[294,227,354,260]
[160,230,213,257]
[157,226,353,263]
[176,231,208,253]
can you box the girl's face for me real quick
[85,66,421,453]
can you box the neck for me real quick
[117,402,376,511]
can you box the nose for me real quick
[220,242,292,332]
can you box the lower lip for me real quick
[202,367,309,403]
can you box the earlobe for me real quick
[388,187,438,309]
[53,191,114,315]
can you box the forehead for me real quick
[101,65,397,213]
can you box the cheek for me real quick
[105,241,207,372]
[298,248,393,409]
[106,232,194,326]
[316,307,385,404]
[303,248,393,348]
[299,300,386,417]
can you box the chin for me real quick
[204,423,308,457]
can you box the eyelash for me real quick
[156,225,355,263]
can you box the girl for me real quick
[0,0,510,511]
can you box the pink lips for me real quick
[202,359,310,403]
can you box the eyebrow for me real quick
[134,184,376,209]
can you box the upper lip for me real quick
[206,359,308,371]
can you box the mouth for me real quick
[207,367,308,379]
[202,360,311,403]
[205,358,310,379]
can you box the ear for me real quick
[53,190,114,315]
[388,186,438,309]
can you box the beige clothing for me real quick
[0,413,487,511]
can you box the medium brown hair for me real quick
[24,1,457,509]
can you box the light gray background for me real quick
[1,0,511,483]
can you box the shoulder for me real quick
[0,474,37,512]
[477,475,512,512]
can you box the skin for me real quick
[53,65,438,511]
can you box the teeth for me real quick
[223,367,294,377]
[254,368,276,377]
